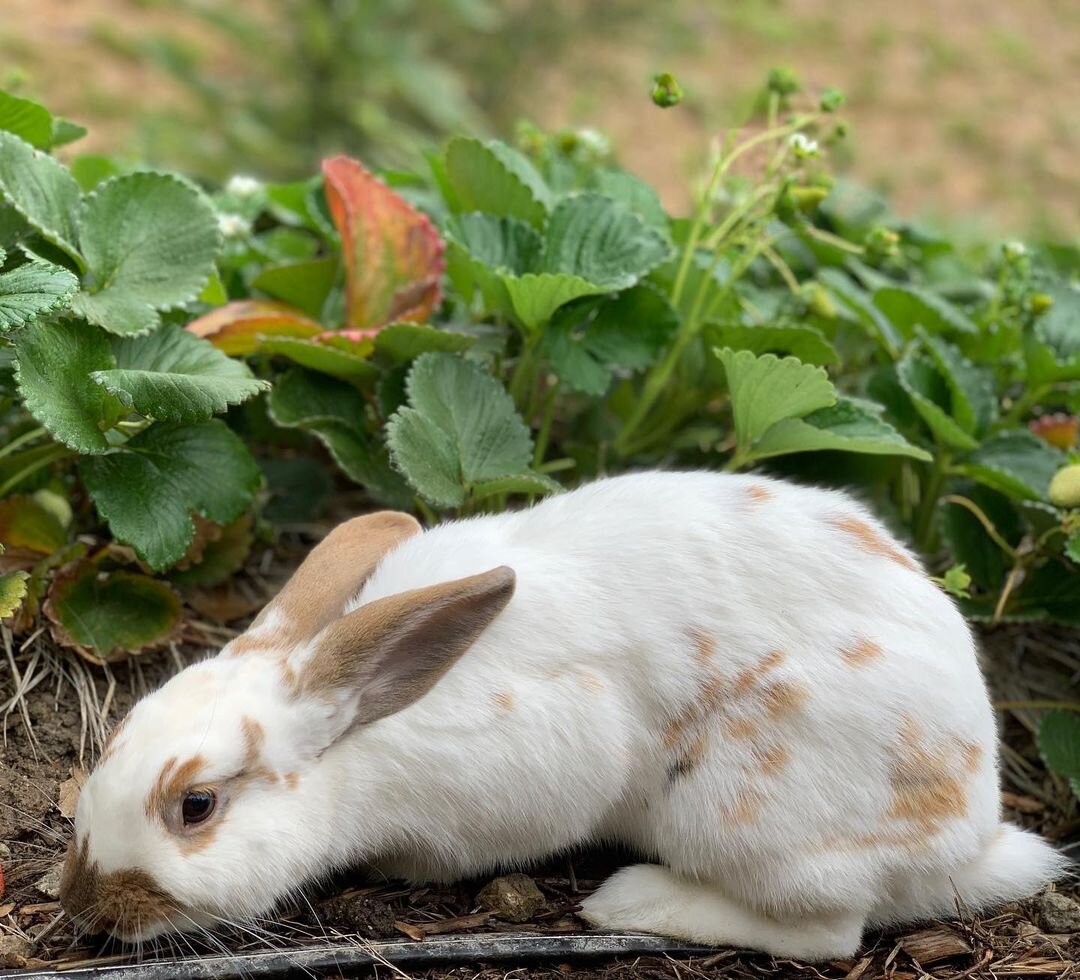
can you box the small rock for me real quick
[476,873,546,923]
[0,843,10,860]
[1035,890,1080,934]
[34,862,64,900]
[0,935,34,969]
[314,894,396,939]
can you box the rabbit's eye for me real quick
[182,790,216,826]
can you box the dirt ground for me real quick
[1,540,1078,978]
[2,0,1079,239]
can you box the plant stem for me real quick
[0,426,48,459]
[939,494,1018,560]
[1000,384,1051,427]
[993,699,1080,712]
[914,451,950,551]
[532,382,558,468]
[0,445,72,497]
[509,335,540,412]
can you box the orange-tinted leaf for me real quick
[186,300,322,355]
[322,156,445,330]
[1029,412,1078,452]
[0,495,67,555]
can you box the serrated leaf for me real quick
[873,285,978,338]
[0,569,29,620]
[748,397,931,463]
[541,193,672,287]
[185,299,323,355]
[373,322,474,363]
[45,559,181,661]
[386,352,535,508]
[920,331,997,436]
[1039,710,1080,792]
[544,284,679,396]
[896,352,978,451]
[70,172,220,335]
[14,319,123,453]
[590,169,669,231]
[80,420,261,570]
[0,131,82,259]
[817,268,900,353]
[715,348,836,457]
[250,256,337,320]
[0,91,53,149]
[322,156,445,330]
[169,514,253,587]
[445,137,551,227]
[89,327,269,422]
[956,431,1065,502]
[0,495,67,553]
[260,335,378,382]
[705,321,838,367]
[446,212,542,274]
[0,257,79,330]
[1024,285,1080,386]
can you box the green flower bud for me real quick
[514,120,547,156]
[766,67,800,97]
[651,73,683,108]
[864,226,900,262]
[1030,292,1054,316]
[1001,240,1028,263]
[789,185,830,212]
[1049,464,1080,508]
[819,87,846,112]
[805,283,838,320]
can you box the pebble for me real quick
[34,862,64,900]
[476,873,546,923]
[313,894,396,938]
[1035,889,1080,934]
[0,935,34,969]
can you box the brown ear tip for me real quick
[488,565,517,595]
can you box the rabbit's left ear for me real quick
[297,566,515,730]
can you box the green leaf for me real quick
[544,284,679,396]
[919,331,997,436]
[261,456,332,523]
[0,91,53,149]
[590,169,669,231]
[14,319,123,453]
[50,118,87,149]
[541,193,672,287]
[0,131,82,259]
[1024,285,1080,386]
[470,472,563,500]
[873,285,978,338]
[940,485,1023,590]
[502,273,612,331]
[251,256,337,320]
[445,137,551,227]
[1038,710,1080,799]
[1066,532,1080,566]
[0,569,29,620]
[936,564,972,599]
[260,335,378,382]
[956,431,1066,502]
[45,560,181,660]
[748,397,932,463]
[0,256,79,330]
[715,348,836,458]
[69,154,123,192]
[896,352,978,451]
[373,322,475,363]
[90,326,269,422]
[705,321,838,367]
[169,515,253,587]
[817,268,900,353]
[80,420,262,570]
[0,495,67,553]
[70,172,220,335]
[446,212,542,274]
[386,352,537,508]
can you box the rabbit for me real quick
[59,470,1066,958]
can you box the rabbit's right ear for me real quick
[231,511,421,652]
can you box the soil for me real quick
[1,579,1078,978]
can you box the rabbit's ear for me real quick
[298,566,515,729]
[237,511,421,652]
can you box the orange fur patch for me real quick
[761,680,808,718]
[579,671,606,693]
[756,744,790,775]
[828,515,919,572]
[747,484,773,504]
[725,717,759,740]
[841,637,884,668]
[493,691,515,712]
[887,718,969,827]
[688,628,717,665]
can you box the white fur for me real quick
[73,471,1067,957]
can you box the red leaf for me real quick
[322,156,446,331]
[1029,412,1078,451]
[186,300,323,355]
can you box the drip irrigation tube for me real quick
[2,933,715,980]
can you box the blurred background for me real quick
[4,0,1078,240]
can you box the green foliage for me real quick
[1038,711,1080,800]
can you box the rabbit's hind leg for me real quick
[579,864,865,961]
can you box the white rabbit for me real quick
[60,471,1065,958]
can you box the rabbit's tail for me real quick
[872,824,1070,926]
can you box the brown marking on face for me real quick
[579,671,605,693]
[957,738,983,773]
[60,837,177,938]
[761,680,808,718]
[756,744,790,775]
[725,717,758,740]
[493,690,515,712]
[747,484,773,504]
[828,515,919,572]
[688,628,717,665]
[841,637,884,668]
[887,718,967,827]
[231,511,422,659]
[144,756,179,819]
[241,716,265,769]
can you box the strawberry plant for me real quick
[1,76,1079,678]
